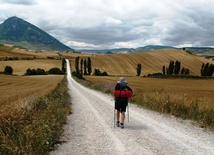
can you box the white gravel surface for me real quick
[50,60,214,155]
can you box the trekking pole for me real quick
[128,103,129,122]
[114,107,115,128]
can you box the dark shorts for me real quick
[115,98,128,113]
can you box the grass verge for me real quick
[0,76,71,154]
[133,90,214,129]
[76,77,214,131]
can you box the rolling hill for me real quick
[0,16,74,52]
[86,49,214,76]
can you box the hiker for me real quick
[114,77,133,129]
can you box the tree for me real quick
[87,57,92,75]
[136,63,142,76]
[181,67,185,75]
[4,66,13,75]
[162,66,166,75]
[80,59,83,75]
[207,64,214,76]
[168,61,174,75]
[48,67,64,74]
[185,68,190,75]
[201,63,214,76]
[75,56,80,73]
[84,59,87,75]
[62,58,66,73]
[174,61,181,74]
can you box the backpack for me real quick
[114,82,132,98]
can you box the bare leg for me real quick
[116,110,120,122]
[121,112,125,124]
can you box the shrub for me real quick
[72,71,84,79]
[4,66,13,75]
[25,68,46,75]
[48,68,64,75]
[93,68,108,76]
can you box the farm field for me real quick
[84,76,214,109]
[0,45,213,111]
[0,75,63,117]
[76,49,214,76]
[0,59,62,75]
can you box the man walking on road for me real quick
[114,77,133,129]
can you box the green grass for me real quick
[0,76,71,154]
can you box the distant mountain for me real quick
[0,16,74,51]
[78,45,176,54]
[184,47,214,58]
[78,45,214,59]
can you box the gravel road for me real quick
[50,60,214,155]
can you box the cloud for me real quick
[1,0,214,49]
[0,0,36,5]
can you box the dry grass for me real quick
[84,76,214,109]
[81,75,214,128]
[0,77,71,154]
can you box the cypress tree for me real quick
[168,61,174,75]
[174,61,181,74]
[84,59,87,75]
[136,63,142,76]
[62,58,66,73]
[87,57,92,75]
[80,59,83,75]
[162,65,166,75]
[201,63,205,76]
[75,56,80,73]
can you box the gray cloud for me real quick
[0,0,36,5]
[1,0,214,49]
[163,7,214,47]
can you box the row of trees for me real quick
[25,67,64,75]
[201,63,214,76]
[75,56,92,75]
[163,61,190,75]
[72,56,92,79]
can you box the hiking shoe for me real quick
[120,123,124,129]
[116,121,120,127]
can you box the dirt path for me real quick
[50,60,214,155]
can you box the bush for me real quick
[93,68,108,76]
[72,71,84,79]
[25,68,46,75]
[4,66,13,75]
[48,68,64,75]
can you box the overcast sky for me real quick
[0,0,214,49]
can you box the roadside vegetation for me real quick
[78,76,214,130]
[0,76,71,154]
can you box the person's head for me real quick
[118,77,127,84]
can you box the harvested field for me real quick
[0,47,61,59]
[0,75,63,117]
[0,59,61,75]
[83,49,214,76]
